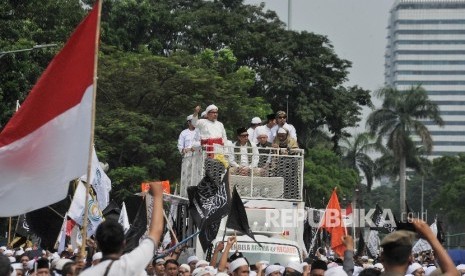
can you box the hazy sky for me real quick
[245,0,396,132]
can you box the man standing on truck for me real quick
[192,105,228,157]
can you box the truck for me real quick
[176,144,307,264]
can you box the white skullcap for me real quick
[51,252,60,260]
[425,266,438,276]
[277,128,287,134]
[286,262,303,274]
[204,266,217,274]
[353,266,363,276]
[15,249,24,256]
[180,264,191,272]
[251,117,262,124]
[360,256,368,261]
[326,262,338,269]
[324,266,348,276]
[201,111,207,118]
[8,256,15,263]
[187,114,194,121]
[11,263,22,270]
[0,246,6,251]
[55,258,73,271]
[265,265,284,276]
[4,249,13,256]
[250,271,257,276]
[92,252,102,261]
[407,263,423,275]
[195,260,209,268]
[192,267,212,276]
[25,247,32,251]
[27,259,35,270]
[258,260,269,267]
[205,104,218,114]
[373,263,384,270]
[256,127,268,137]
[229,257,249,273]
[187,255,199,264]
[457,264,465,270]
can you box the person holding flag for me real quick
[79,182,164,275]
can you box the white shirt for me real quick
[79,238,155,276]
[247,127,257,143]
[191,116,227,143]
[271,123,297,142]
[177,128,196,153]
[229,142,259,168]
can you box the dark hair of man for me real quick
[37,257,50,269]
[165,259,179,267]
[96,220,125,255]
[62,261,75,275]
[311,260,327,272]
[381,243,412,266]
[0,254,11,276]
[359,268,381,276]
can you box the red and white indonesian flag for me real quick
[0,4,100,216]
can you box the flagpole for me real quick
[163,210,179,244]
[80,0,103,261]
[308,187,336,255]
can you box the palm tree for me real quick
[367,85,443,214]
[339,132,377,191]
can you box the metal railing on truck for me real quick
[179,144,304,201]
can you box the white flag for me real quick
[80,147,112,211]
[413,221,437,253]
[55,213,68,254]
[68,181,104,236]
[118,202,130,234]
[367,230,380,257]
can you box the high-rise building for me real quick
[385,0,465,158]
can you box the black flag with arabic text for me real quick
[188,159,230,251]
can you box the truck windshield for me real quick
[224,242,301,264]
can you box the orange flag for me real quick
[321,189,346,257]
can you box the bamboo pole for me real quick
[79,0,103,261]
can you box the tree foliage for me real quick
[1,0,372,202]
[367,85,443,213]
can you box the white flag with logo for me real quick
[68,181,104,236]
[80,147,111,211]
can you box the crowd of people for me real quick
[0,182,462,276]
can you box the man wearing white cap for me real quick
[265,265,285,276]
[187,256,199,272]
[253,114,276,143]
[192,105,227,157]
[271,111,296,142]
[229,257,250,276]
[247,117,262,143]
[79,183,164,276]
[285,262,304,276]
[178,115,197,156]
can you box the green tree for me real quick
[367,85,443,213]
[432,155,465,225]
[303,147,359,208]
[0,0,86,128]
[339,132,377,191]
